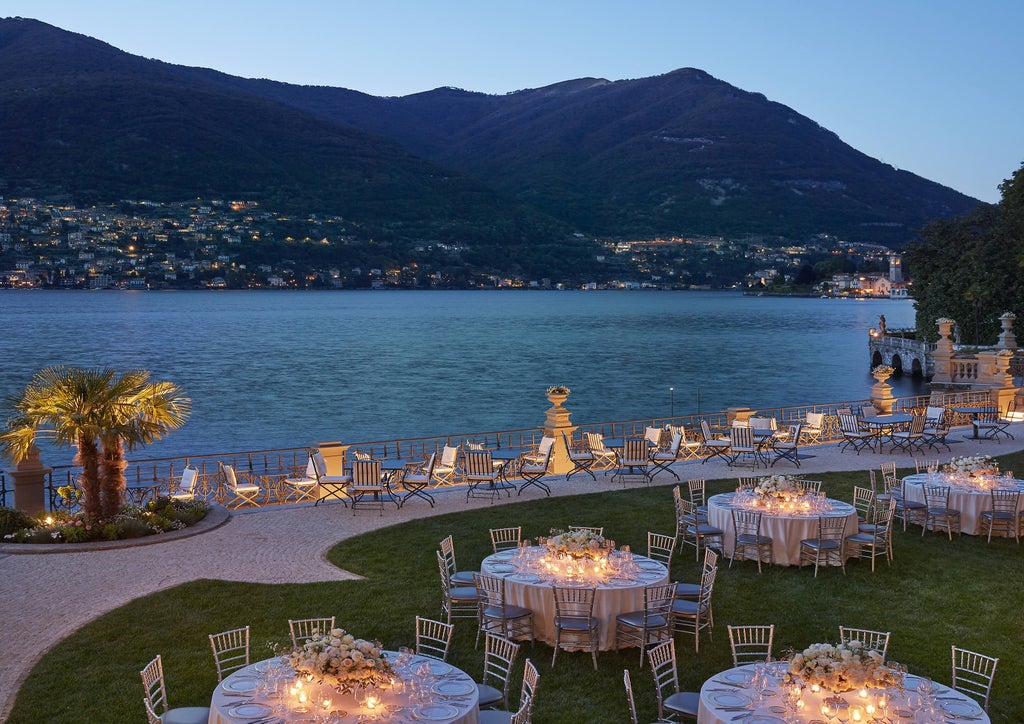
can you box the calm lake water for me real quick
[0,290,920,466]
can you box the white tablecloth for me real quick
[480,547,668,650]
[209,653,480,724]
[698,663,990,724]
[903,473,1024,536]
[707,493,859,566]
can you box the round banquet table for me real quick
[698,662,990,724]
[903,473,1024,536]
[209,652,480,724]
[707,493,859,567]
[480,546,669,650]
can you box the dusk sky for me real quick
[6,1,1021,203]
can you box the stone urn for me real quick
[870,366,895,414]
[544,387,572,430]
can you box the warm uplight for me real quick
[365,694,380,710]
[44,516,54,525]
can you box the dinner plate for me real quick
[940,699,983,717]
[746,716,785,724]
[719,669,754,685]
[226,702,273,719]
[637,570,664,581]
[491,550,516,560]
[489,562,517,573]
[413,703,460,720]
[709,691,750,708]
[422,659,452,676]
[511,573,541,582]
[252,657,285,673]
[431,679,476,697]
[222,676,260,694]
[606,577,633,587]
[637,560,664,570]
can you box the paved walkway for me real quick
[2,425,1023,719]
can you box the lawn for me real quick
[8,455,1024,723]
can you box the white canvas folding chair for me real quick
[310,449,352,507]
[220,463,261,508]
[170,466,199,501]
[518,438,554,496]
[562,432,596,481]
[431,445,460,487]
[282,452,319,503]
[585,432,618,471]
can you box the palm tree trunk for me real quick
[99,437,128,519]
[77,435,102,522]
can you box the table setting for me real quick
[479,528,668,648]
[698,641,989,723]
[707,476,858,566]
[209,628,479,723]
[902,455,1024,536]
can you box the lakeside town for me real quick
[0,196,908,294]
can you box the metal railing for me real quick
[1,471,7,508]
[26,390,1001,513]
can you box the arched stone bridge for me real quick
[868,332,934,378]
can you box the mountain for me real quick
[0,17,981,248]
[0,18,567,246]
[226,70,981,244]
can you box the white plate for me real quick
[489,563,516,573]
[709,690,750,708]
[431,679,476,697]
[511,573,541,582]
[414,703,460,720]
[637,560,664,570]
[491,550,516,560]
[940,699,983,717]
[227,702,273,719]
[419,659,452,676]
[252,657,285,673]
[719,669,754,685]
[638,570,664,581]
[746,717,785,724]
[222,676,260,694]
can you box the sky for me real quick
[4,1,1022,203]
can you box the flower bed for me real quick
[0,497,210,544]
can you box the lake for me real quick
[0,290,920,466]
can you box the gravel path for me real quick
[3,427,1021,719]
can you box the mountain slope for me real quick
[232,69,980,243]
[0,17,981,247]
[0,18,566,244]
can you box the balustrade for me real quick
[15,390,1004,513]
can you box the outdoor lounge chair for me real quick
[310,449,353,507]
[562,432,596,480]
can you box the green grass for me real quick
[9,455,1024,723]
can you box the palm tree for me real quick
[0,367,190,520]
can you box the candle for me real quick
[811,684,821,693]
[851,706,863,721]
[821,702,832,716]
[366,694,380,710]
[859,687,868,698]
[865,703,875,716]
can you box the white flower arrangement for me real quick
[871,365,895,377]
[754,475,806,501]
[286,628,392,691]
[788,641,900,693]
[944,455,998,477]
[546,385,571,395]
[546,528,606,560]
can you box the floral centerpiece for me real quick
[788,641,900,693]
[754,474,805,501]
[546,528,606,560]
[286,628,393,692]
[944,455,998,477]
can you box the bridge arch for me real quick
[891,354,904,375]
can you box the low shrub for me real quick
[0,507,36,537]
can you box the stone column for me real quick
[542,388,576,476]
[998,312,1017,350]
[870,367,896,414]
[726,407,753,427]
[9,444,51,517]
[317,441,349,476]
[931,318,955,384]
[993,350,1018,411]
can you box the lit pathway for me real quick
[2,426,1022,718]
